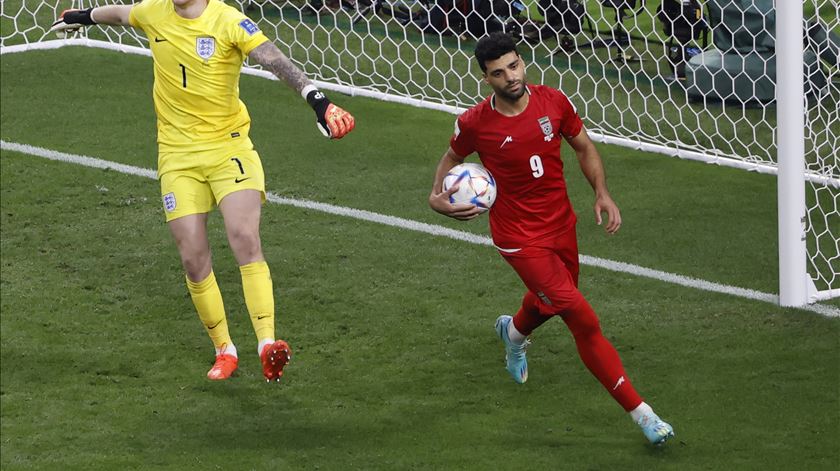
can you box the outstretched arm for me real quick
[51,5,132,35]
[567,127,622,234]
[428,147,483,220]
[248,41,311,94]
[248,41,355,139]
[90,5,133,25]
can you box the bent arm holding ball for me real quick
[429,147,483,221]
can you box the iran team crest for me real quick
[538,116,555,142]
[196,36,215,60]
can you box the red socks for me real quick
[512,287,644,412]
[561,298,643,411]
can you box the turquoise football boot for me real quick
[637,411,675,445]
[494,315,529,384]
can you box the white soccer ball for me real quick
[442,162,497,212]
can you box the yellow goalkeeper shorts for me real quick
[158,146,266,222]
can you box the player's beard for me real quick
[494,79,527,103]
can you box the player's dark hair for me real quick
[474,32,519,73]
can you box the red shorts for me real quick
[499,227,582,315]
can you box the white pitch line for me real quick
[2,139,839,318]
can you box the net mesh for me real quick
[801,0,839,295]
[1,0,838,298]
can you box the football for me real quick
[442,162,497,212]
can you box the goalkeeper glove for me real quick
[50,8,96,38]
[304,87,355,139]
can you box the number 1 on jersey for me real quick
[179,63,187,88]
[530,155,544,178]
[231,157,245,174]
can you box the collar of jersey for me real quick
[490,85,531,116]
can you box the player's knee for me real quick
[180,249,211,281]
[183,259,211,282]
[576,314,602,338]
[563,299,602,338]
[229,228,260,249]
[227,228,263,263]
[533,288,584,317]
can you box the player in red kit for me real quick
[429,32,674,445]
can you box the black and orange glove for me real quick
[305,89,355,139]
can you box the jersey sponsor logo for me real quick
[234,177,251,184]
[538,116,554,142]
[163,192,177,212]
[154,37,167,43]
[453,119,461,138]
[612,376,625,390]
[500,135,513,148]
[196,36,215,60]
[536,291,553,306]
[239,18,260,35]
[231,132,240,138]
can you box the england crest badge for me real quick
[163,192,177,212]
[196,36,215,60]
[538,116,555,142]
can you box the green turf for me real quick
[1,46,839,470]
[0,48,815,293]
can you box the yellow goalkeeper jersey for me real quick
[129,0,269,152]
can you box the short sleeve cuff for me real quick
[239,33,269,56]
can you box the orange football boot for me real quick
[260,339,292,382]
[207,353,238,380]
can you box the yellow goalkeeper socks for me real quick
[186,271,233,351]
[240,261,275,343]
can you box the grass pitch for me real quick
[1,47,839,470]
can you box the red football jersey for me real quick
[449,85,584,248]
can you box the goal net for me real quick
[2,0,838,303]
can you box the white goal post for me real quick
[776,0,807,307]
[1,0,838,305]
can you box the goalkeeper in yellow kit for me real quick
[51,0,355,381]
